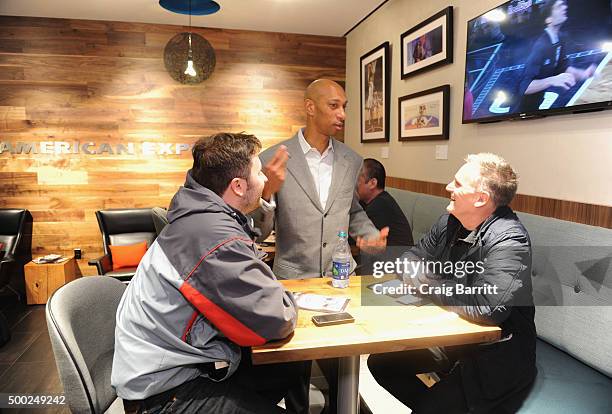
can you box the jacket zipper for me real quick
[182,310,199,343]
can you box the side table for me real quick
[24,257,79,305]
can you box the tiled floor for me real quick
[0,294,70,414]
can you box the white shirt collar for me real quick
[298,128,334,156]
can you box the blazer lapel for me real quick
[324,143,351,213]
[285,135,324,212]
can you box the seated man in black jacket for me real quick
[367,153,536,413]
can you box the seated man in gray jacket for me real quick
[112,132,306,414]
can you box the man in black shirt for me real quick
[356,158,413,247]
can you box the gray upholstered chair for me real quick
[46,276,126,414]
[151,207,169,236]
[89,209,157,281]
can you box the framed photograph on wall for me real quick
[398,84,450,141]
[400,6,453,79]
[360,41,390,143]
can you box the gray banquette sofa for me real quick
[385,188,612,413]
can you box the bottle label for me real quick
[332,260,350,280]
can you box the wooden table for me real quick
[24,257,78,305]
[252,276,501,414]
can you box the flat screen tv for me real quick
[463,0,612,123]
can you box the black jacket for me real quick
[404,206,536,412]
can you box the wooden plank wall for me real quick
[0,16,346,275]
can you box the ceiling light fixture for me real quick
[161,0,220,84]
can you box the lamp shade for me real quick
[159,0,221,15]
[164,32,216,84]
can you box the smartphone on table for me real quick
[311,312,355,327]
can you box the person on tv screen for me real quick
[518,0,596,112]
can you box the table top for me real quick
[25,256,74,267]
[251,276,501,365]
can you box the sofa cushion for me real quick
[108,232,156,249]
[518,339,612,413]
[411,193,449,243]
[517,212,612,377]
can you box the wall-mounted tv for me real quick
[463,0,612,123]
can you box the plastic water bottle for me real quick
[331,231,351,288]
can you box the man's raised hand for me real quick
[262,145,289,201]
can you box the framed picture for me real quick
[360,41,390,143]
[398,84,450,141]
[400,6,453,79]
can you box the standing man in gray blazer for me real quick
[254,79,388,279]
[252,79,389,413]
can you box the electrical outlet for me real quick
[435,145,448,160]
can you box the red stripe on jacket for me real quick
[179,281,266,347]
[184,237,253,282]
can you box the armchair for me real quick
[0,209,33,299]
[88,209,156,282]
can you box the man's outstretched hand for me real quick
[357,227,389,255]
[262,145,289,202]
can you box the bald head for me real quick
[303,79,347,141]
[305,79,344,102]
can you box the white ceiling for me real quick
[0,0,385,37]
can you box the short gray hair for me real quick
[465,153,518,206]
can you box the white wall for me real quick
[345,0,612,206]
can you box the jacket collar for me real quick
[170,170,257,240]
[454,205,514,246]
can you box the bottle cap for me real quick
[338,231,347,237]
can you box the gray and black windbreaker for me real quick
[111,171,297,400]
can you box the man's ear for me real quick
[369,178,378,190]
[474,190,491,208]
[229,177,246,197]
[305,99,316,117]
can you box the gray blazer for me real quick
[253,133,378,279]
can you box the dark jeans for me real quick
[125,354,310,414]
[368,347,535,414]
[367,348,469,414]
